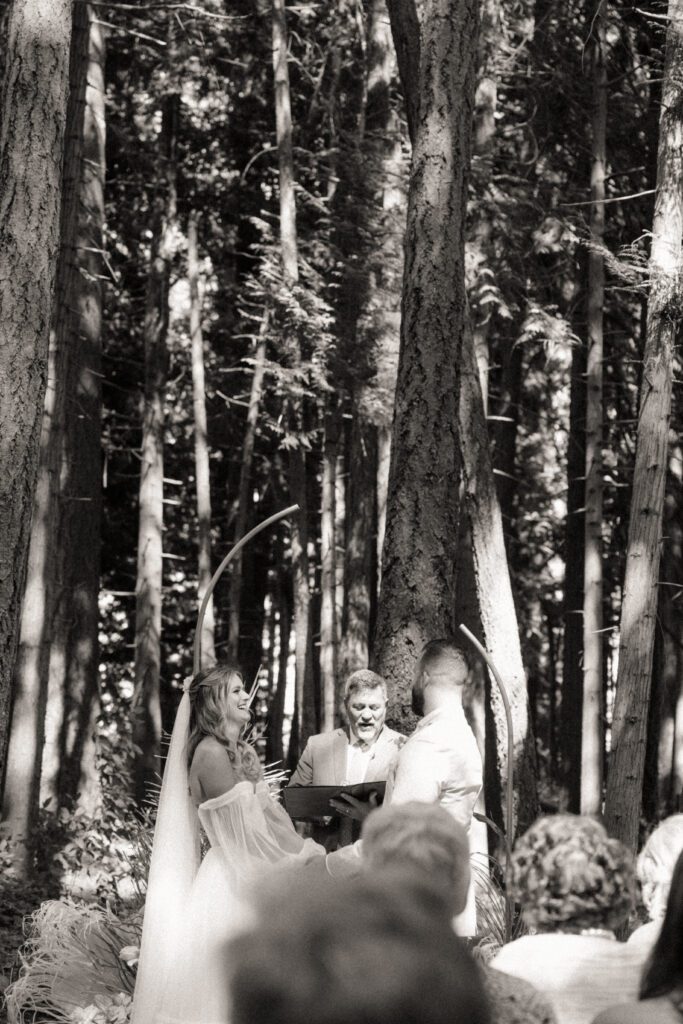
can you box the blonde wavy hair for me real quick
[512,814,635,932]
[186,662,261,783]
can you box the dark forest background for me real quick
[1,0,682,994]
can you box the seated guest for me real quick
[492,815,646,1024]
[628,815,683,954]
[227,870,491,1024]
[288,669,405,849]
[593,848,683,1024]
[362,801,557,1024]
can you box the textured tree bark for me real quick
[373,0,479,728]
[272,0,315,748]
[604,0,683,850]
[581,0,607,815]
[459,324,539,833]
[0,0,72,795]
[188,210,216,668]
[133,92,178,803]
[227,310,268,658]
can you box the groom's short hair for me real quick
[417,639,471,687]
[228,872,490,1024]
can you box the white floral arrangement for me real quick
[69,993,132,1024]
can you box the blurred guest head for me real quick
[228,871,490,1024]
[640,848,683,1000]
[637,814,683,922]
[412,639,471,717]
[343,669,388,745]
[362,801,471,916]
[512,814,635,933]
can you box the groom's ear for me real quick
[411,672,426,717]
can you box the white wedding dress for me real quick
[132,696,324,1024]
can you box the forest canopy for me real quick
[0,0,681,922]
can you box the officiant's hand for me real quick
[330,790,379,822]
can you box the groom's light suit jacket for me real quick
[386,701,482,935]
[288,725,405,849]
[386,703,482,833]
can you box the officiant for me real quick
[288,669,405,850]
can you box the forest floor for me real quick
[0,798,146,1023]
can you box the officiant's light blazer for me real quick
[288,725,406,788]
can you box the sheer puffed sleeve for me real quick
[198,781,324,873]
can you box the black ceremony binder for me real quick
[283,781,386,820]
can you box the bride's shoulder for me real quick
[191,737,235,780]
[193,735,229,763]
[191,738,240,802]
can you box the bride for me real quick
[132,662,325,1024]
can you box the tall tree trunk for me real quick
[341,418,377,678]
[654,471,683,816]
[287,452,315,745]
[237,543,269,689]
[2,342,58,870]
[188,209,216,668]
[0,0,72,793]
[272,0,314,748]
[376,426,391,581]
[227,310,268,657]
[43,6,105,817]
[267,560,291,765]
[334,449,345,704]
[604,0,683,850]
[470,0,501,407]
[384,0,420,145]
[493,342,523,534]
[320,415,338,730]
[132,91,178,803]
[339,0,404,685]
[459,324,539,834]
[581,0,607,815]
[459,0,538,837]
[561,335,586,810]
[373,0,479,727]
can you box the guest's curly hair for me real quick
[511,814,635,932]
